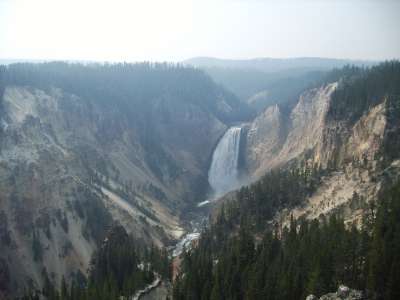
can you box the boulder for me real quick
[337,285,350,297]
[306,285,365,300]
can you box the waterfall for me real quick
[208,126,242,197]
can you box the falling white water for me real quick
[208,126,242,197]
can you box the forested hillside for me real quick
[22,225,171,300]
[2,61,399,299]
[173,62,400,300]
[326,62,400,165]
[0,62,253,204]
[184,57,376,111]
[326,62,400,124]
[173,172,400,300]
[1,0,398,298]
[1,62,252,123]
[196,67,324,111]
[0,62,252,298]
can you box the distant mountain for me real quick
[0,59,49,65]
[183,57,378,112]
[184,57,377,73]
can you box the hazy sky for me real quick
[0,0,399,62]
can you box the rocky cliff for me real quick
[171,62,400,300]
[0,63,249,297]
[243,63,400,226]
[245,83,337,178]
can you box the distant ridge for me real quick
[184,56,378,73]
[0,58,100,65]
[0,58,49,65]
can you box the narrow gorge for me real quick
[173,126,244,257]
[1,60,399,300]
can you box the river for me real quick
[139,126,244,299]
[172,125,243,257]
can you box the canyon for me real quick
[0,61,399,299]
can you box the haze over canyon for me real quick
[1,0,400,300]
